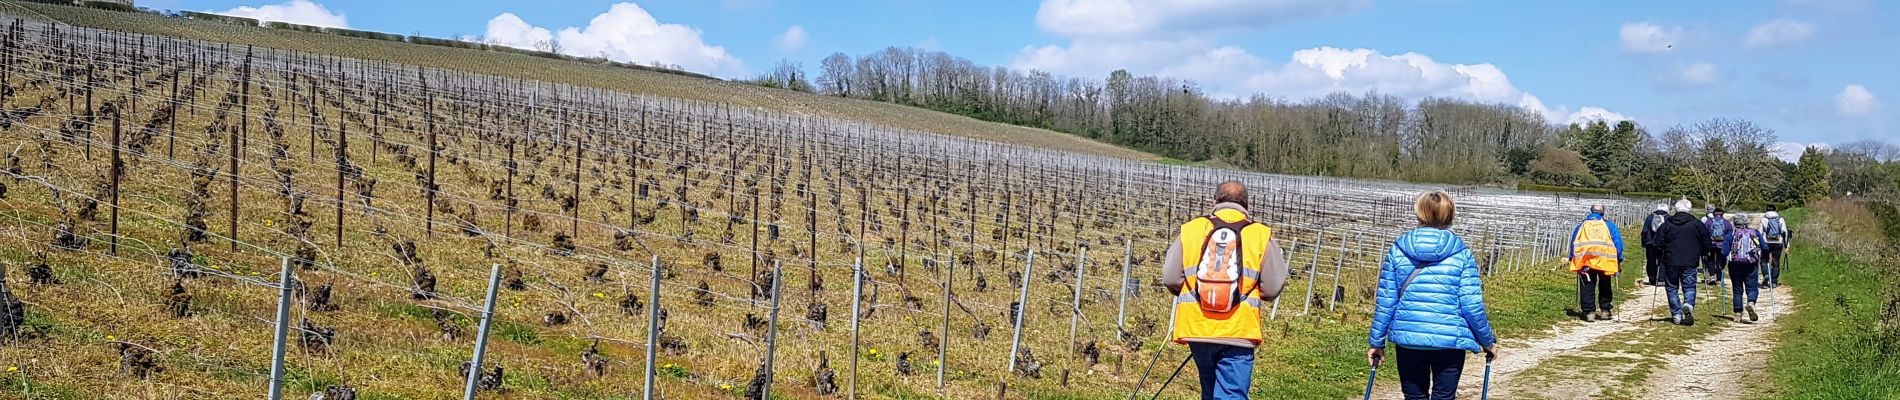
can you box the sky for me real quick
[135,0,1898,160]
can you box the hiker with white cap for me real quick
[1639,204,1670,286]
[1657,199,1717,325]
[1725,213,1767,323]
[1760,206,1793,288]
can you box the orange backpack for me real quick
[1190,216,1256,313]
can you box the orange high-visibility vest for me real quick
[1171,208,1273,345]
[1570,220,1621,274]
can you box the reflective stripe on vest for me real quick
[1172,208,1273,345]
[1570,220,1620,274]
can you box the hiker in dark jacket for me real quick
[1639,204,1670,286]
[1656,199,1717,325]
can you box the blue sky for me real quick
[139,0,1897,157]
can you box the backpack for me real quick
[1764,219,1787,244]
[1189,216,1257,314]
[1708,217,1731,242]
[1730,229,1759,263]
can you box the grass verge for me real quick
[1755,204,1900,399]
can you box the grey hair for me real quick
[1674,199,1693,213]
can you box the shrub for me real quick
[263,21,322,33]
[179,11,259,27]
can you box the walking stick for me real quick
[1480,359,1494,400]
[1362,366,1378,400]
[1149,355,1191,400]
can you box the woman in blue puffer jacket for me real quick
[1367,191,1500,400]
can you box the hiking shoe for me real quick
[1581,312,1594,322]
[1747,302,1759,322]
[1682,305,1695,325]
[1600,309,1614,320]
[1672,313,1684,325]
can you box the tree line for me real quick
[749,47,1899,207]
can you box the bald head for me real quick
[1214,181,1248,208]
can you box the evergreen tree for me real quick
[1790,146,1832,202]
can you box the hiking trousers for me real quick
[1187,342,1253,400]
[1665,264,1699,316]
[1578,269,1613,313]
[1395,346,1466,400]
[1728,261,1760,312]
[1644,246,1666,285]
[1762,243,1785,286]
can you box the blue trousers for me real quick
[1187,342,1254,400]
[1395,346,1466,400]
[1666,265,1699,316]
[1728,261,1760,312]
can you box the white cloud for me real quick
[775,25,808,52]
[482,3,743,76]
[1771,141,1831,162]
[1565,107,1632,125]
[1035,0,1367,39]
[1837,84,1877,116]
[1658,62,1721,89]
[216,0,348,29]
[1744,19,1816,49]
[1619,22,1682,54]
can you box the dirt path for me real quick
[1362,281,1792,399]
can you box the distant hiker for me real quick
[1368,191,1499,400]
[1726,214,1767,323]
[1640,204,1670,286]
[1161,181,1290,400]
[1569,204,1624,322]
[1657,199,1717,325]
[1760,209,1792,288]
[1701,207,1735,285]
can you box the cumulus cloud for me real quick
[1619,22,1682,53]
[1565,107,1632,125]
[1837,84,1877,116]
[216,0,348,28]
[775,25,808,52]
[1035,0,1367,39]
[1658,62,1721,89]
[1744,19,1816,49]
[482,3,743,76]
[1771,141,1830,162]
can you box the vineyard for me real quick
[0,13,1646,400]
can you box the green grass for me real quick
[1757,243,1900,399]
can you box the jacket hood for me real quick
[1397,227,1466,263]
[1668,212,1698,226]
[1586,212,1605,220]
[1653,210,1668,215]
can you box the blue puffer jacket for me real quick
[1367,228,1497,352]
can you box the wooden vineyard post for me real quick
[1303,231,1324,316]
[504,140,515,240]
[232,46,250,251]
[83,63,91,159]
[108,103,120,255]
[424,68,436,237]
[168,62,177,160]
[307,78,316,160]
[750,192,760,301]
[571,109,581,239]
[336,104,347,247]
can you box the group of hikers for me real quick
[1150,181,1792,399]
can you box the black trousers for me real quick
[1644,246,1665,284]
[1395,346,1466,400]
[1579,269,1613,312]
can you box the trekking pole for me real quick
[1480,359,1493,400]
[1147,355,1191,400]
[1126,350,1187,400]
[1362,365,1378,400]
